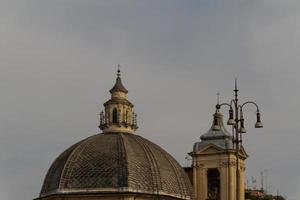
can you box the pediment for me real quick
[195,143,225,155]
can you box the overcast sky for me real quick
[0,1,299,200]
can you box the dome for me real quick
[37,68,194,200]
[39,132,194,200]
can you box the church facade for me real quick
[35,68,247,200]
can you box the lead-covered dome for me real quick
[39,132,193,199]
[37,68,194,200]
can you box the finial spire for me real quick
[110,64,128,94]
[234,78,239,100]
[117,64,121,77]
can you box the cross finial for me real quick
[117,64,121,77]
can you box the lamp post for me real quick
[214,79,263,200]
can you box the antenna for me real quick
[261,171,264,191]
[264,169,269,194]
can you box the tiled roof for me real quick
[40,132,194,199]
[109,77,128,94]
[194,112,233,152]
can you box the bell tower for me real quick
[191,110,247,200]
[99,65,138,134]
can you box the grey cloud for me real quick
[0,1,299,199]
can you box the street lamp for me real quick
[216,79,263,200]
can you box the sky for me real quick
[0,0,299,199]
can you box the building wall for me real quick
[36,194,187,200]
[192,149,246,200]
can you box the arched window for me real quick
[207,168,220,200]
[112,108,118,124]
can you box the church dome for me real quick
[37,68,193,200]
[39,132,194,199]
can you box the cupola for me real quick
[36,67,194,200]
[99,65,138,134]
[194,110,233,152]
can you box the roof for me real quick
[109,77,128,94]
[104,98,133,107]
[39,132,194,200]
[194,112,233,152]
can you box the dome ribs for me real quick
[58,134,125,189]
[132,135,162,194]
[122,134,154,192]
[145,140,184,196]
[39,133,194,200]
[158,146,194,198]
[159,148,185,197]
[40,141,82,196]
[117,133,129,187]
[59,135,98,189]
